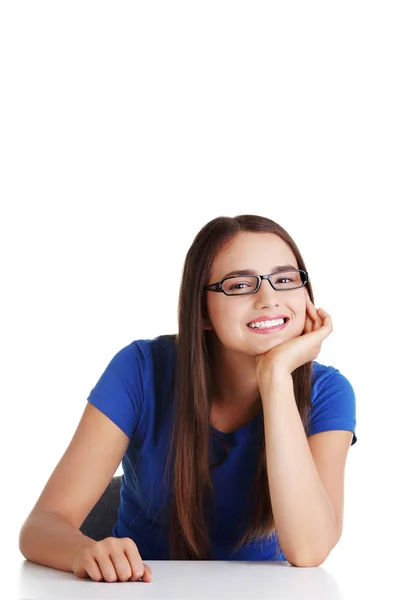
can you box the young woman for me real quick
[19,214,357,582]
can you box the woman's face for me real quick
[204,231,308,356]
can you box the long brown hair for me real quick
[162,214,315,560]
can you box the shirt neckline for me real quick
[209,406,263,444]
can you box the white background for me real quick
[1,1,399,597]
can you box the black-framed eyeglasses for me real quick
[203,269,308,296]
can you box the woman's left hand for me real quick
[255,289,333,385]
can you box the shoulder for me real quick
[311,361,356,399]
[112,333,177,370]
[86,334,177,440]
[309,361,357,445]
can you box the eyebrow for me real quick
[222,264,298,279]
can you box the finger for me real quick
[312,310,333,340]
[317,308,333,330]
[81,557,104,582]
[303,314,313,334]
[123,543,147,582]
[305,294,319,319]
[109,547,137,582]
[306,295,323,330]
[133,564,152,582]
[95,553,119,582]
[141,564,153,583]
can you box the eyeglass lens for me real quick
[221,270,305,295]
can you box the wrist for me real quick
[261,362,291,380]
[258,365,292,395]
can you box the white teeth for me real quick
[248,318,285,329]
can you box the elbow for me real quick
[19,530,31,560]
[285,546,333,568]
[19,519,35,560]
[285,526,340,567]
[288,554,327,568]
[18,524,28,556]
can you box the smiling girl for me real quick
[19,214,357,581]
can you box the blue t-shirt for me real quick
[86,334,357,561]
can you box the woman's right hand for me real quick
[72,537,153,583]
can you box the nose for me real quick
[254,278,280,307]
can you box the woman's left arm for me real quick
[257,292,343,567]
[260,370,339,567]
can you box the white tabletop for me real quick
[8,546,394,600]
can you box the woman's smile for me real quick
[246,319,289,334]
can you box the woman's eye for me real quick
[231,283,249,289]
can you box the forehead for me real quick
[211,232,297,278]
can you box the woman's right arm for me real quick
[19,509,97,573]
[19,402,132,573]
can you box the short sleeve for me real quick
[86,342,143,440]
[308,368,358,446]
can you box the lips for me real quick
[247,314,289,325]
[247,318,289,334]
